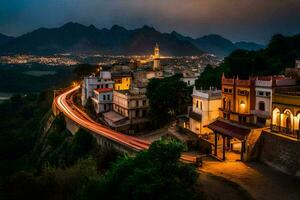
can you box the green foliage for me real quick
[195,64,228,90]
[5,158,100,200]
[83,140,199,200]
[0,92,52,168]
[37,125,98,168]
[146,75,192,127]
[195,33,300,89]
[69,129,97,161]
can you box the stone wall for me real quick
[259,131,300,177]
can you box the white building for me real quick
[92,88,113,113]
[189,87,221,136]
[103,87,149,132]
[81,71,114,105]
[181,71,198,86]
[251,76,297,126]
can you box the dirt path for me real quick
[200,160,300,200]
[196,172,254,200]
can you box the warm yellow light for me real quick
[240,102,245,107]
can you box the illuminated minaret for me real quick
[153,43,160,70]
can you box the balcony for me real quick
[271,125,300,140]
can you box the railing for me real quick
[271,125,300,140]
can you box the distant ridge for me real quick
[171,32,265,57]
[0,33,14,46]
[0,22,264,57]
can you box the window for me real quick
[240,101,246,113]
[224,88,232,94]
[97,85,100,89]
[200,101,202,110]
[258,91,264,96]
[196,100,199,108]
[142,110,147,117]
[143,100,146,106]
[259,101,265,111]
[107,94,110,100]
[105,84,108,88]
[136,100,139,107]
[103,95,106,100]
[239,90,247,95]
[266,92,271,97]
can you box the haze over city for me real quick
[1,0,300,43]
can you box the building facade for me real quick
[92,88,113,113]
[112,72,132,91]
[81,71,114,105]
[103,87,149,133]
[251,76,296,127]
[271,86,300,139]
[189,87,221,136]
[221,74,256,124]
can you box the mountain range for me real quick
[0,33,14,46]
[0,22,264,57]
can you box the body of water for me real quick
[0,93,13,103]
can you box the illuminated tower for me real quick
[153,43,160,70]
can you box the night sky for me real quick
[1,0,300,44]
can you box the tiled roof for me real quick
[207,119,250,140]
[94,88,113,93]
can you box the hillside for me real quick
[0,23,203,56]
[171,31,264,57]
[235,41,264,51]
[0,33,14,46]
[0,22,264,57]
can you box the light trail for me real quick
[54,86,197,163]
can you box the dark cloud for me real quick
[0,0,300,43]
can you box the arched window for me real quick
[283,109,293,131]
[286,116,291,129]
[240,100,246,113]
[259,101,265,111]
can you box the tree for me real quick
[5,159,100,200]
[146,75,192,127]
[83,140,200,200]
[195,64,228,90]
[195,33,300,89]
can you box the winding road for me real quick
[54,86,197,162]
